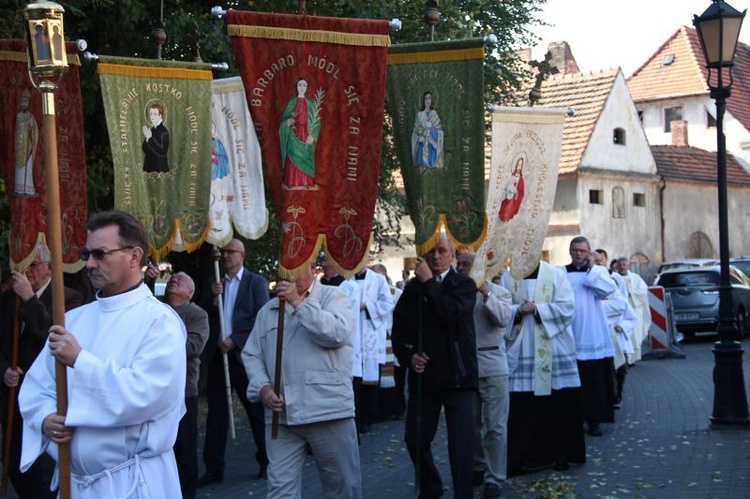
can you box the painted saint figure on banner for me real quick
[14,89,39,197]
[411,90,444,169]
[211,121,230,181]
[498,154,526,222]
[279,78,321,190]
[142,102,170,173]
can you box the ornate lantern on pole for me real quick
[692,0,748,425]
[425,0,440,41]
[21,1,73,496]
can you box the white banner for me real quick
[207,77,268,245]
[470,106,567,284]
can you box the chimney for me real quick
[671,120,689,146]
[516,47,532,64]
[547,41,580,75]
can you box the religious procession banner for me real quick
[470,106,567,284]
[386,39,488,254]
[98,56,213,259]
[228,10,390,279]
[207,77,268,247]
[0,39,87,272]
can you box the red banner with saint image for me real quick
[228,10,389,279]
[0,39,87,272]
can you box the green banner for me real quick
[386,39,487,254]
[98,58,213,258]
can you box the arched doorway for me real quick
[687,231,714,259]
[629,252,651,281]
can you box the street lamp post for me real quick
[693,0,748,425]
[21,1,73,496]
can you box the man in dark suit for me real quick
[392,234,478,499]
[197,239,269,487]
[0,245,82,498]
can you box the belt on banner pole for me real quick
[643,286,685,360]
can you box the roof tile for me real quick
[533,69,619,174]
[651,145,750,186]
[628,26,750,132]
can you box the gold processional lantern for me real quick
[23,0,68,93]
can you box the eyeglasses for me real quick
[80,246,134,261]
[28,261,50,269]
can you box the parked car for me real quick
[654,265,750,339]
[657,258,719,275]
[730,257,750,280]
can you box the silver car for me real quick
[654,265,750,339]
[657,258,719,274]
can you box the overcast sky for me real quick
[531,0,750,76]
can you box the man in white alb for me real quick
[340,261,394,433]
[616,257,651,364]
[562,236,617,437]
[19,210,187,498]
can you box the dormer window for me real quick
[662,54,675,66]
[613,128,626,145]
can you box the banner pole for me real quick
[41,89,72,499]
[213,246,236,439]
[0,297,22,496]
[271,298,286,439]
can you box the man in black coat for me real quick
[392,234,478,499]
[197,239,269,487]
[142,103,170,173]
[0,246,82,498]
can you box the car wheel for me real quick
[736,307,748,339]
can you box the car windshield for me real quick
[659,271,720,288]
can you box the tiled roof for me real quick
[533,69,619,174]
[651,145,750,187]
[628,26,750,132]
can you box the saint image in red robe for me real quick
[498,155,525,222]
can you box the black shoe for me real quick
[520,462,554,473]
[553,462,570,472]
[587,423,603,437]
[196,472,224,488]
[483,482,502,498]
[256,463,268,480]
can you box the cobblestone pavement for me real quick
[196,337,750,498]
[4,337,750,498]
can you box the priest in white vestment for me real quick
[19,211,186,498]
[616,257,651,363]
[562,236,617,437]
[503,261,585,472]
[594,250,637,409]
[340,266,394,432]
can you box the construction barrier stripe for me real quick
[648,286,669,349]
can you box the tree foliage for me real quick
[0,0,546,280]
